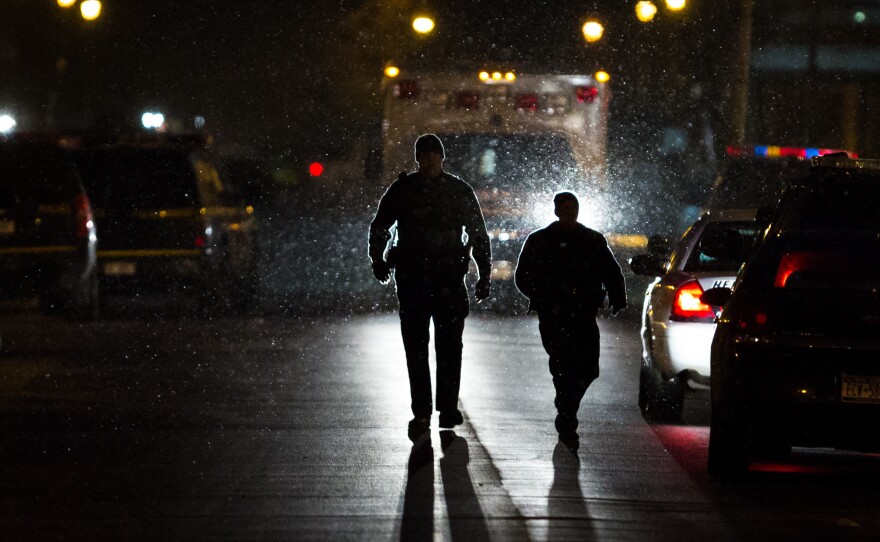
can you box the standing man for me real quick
[515,191,626,444]
[369,134,491,439]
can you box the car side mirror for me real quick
[629,253,666,276]
[701,287,732,307]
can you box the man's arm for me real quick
[514,235,538,300]
[368,183,399,282]
[464,189,491,281]
[598,238,627,313]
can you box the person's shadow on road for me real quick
[400,435,434,542]
[400,431,493,542]
[439,430,490,542]
[547,440,595,540]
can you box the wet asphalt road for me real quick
[1,305,879,541]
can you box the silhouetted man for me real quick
[515,191,626,443]
[369,134,491,439]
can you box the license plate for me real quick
[841,374,880,403]
[0,219,14,234]
[103,261,136,276]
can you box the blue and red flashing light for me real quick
[726,145,857,159]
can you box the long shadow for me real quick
[400,436,434,541]
[439,430,490,542]
[547,441,595,540]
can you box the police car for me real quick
[629,209,763,421]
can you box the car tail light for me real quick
[73,194,93,239]
[393,80,419,99]
[736,307,770,331]
[194,234,206,248]
[514,93,538,111]
[455,91,479,109]
[575,85,598,103]
[671,280,716,322]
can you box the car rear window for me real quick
[781,177,879,231]
[0,145,79,206]
[683,221,763,272]
[709,158,810,209]
[72,148,199,208]
[772,231,879,291]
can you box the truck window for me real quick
[439,133,579,190]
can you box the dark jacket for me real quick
[369,171,491,278]
[515,221,626,314]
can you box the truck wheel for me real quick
[638,360,684,423]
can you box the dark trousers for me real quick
[538,309,601,418]
[396,266,469,417]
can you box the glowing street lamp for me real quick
[412,16,435,34]
[57,0,77,8]
[595,70,610,83]
[0,114,17,134]
[666,0,686,11]
[384,65,400,78]
[80,0,102,21]
[141,112,165,130]
[582,20,604,43]
[636,1,658,22]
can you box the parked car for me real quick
[69,139,258,313]
[704,154,880,477]
[0,140,99,319]
[629,209,763,421]
[705,145,854,211]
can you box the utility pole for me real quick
[729,0,752,146]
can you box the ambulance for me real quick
[379,68,611,285]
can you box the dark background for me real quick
[2,1,878,167]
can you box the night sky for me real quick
[1,1,731,158]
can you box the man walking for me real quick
[369,134,491,439]
[515,191,626,444]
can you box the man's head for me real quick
[414,133,445,160]
[414,133,445,178]
[553,191,579,228]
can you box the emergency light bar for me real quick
[479,71,516,83]
[726,145,857,159]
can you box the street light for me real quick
[595,70,611,83]
[412,16,435,34]
[636,1,658,22]
[384,65,400,78]
[57,0,76,8]
[0,114,17,134]
[582,20,604,43]
[141,112,165,130]
[80,0,102,21]
[665,0,686,11]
